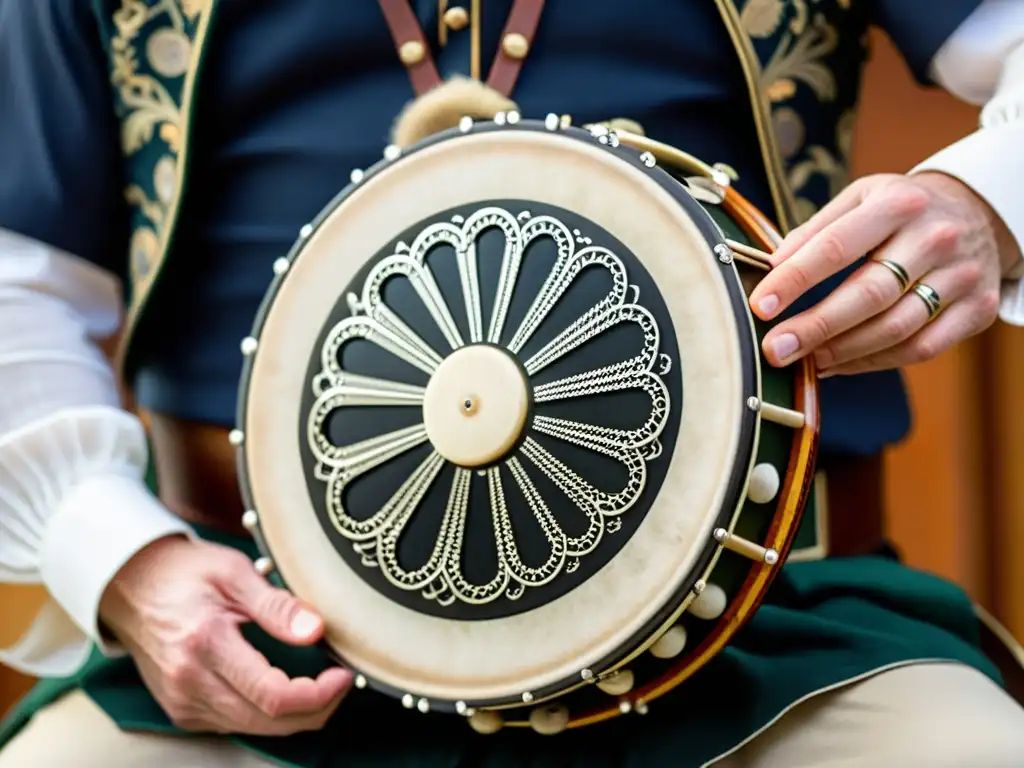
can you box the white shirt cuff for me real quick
[38,473,195,656]
[910,121,1024,325]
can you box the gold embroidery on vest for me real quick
[714,0,798,232]
[105,0,214,373]
[110,1,205,284]
[726,1,854,227]
[788,109,855,223]
[760,16,838,105]
[739,0,786,38]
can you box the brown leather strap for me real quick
[377,0,443,95]
[376,0,545,98]
[486,0,545,97]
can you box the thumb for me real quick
[219,559,325,646]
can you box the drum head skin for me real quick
[238,121,758,711]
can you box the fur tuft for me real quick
[391,77,518,148]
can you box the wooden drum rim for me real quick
[564,185,820,729]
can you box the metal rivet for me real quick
[506,110,521,124]
[398,40,425,65]
[501,32,529,59]
[254,557,274,576]
[401,694,414,709]
[383,144,401,161]
[580,668,594,681]
[747,396,761,412]
[272,257,289,275]
[764,549,780,565]
[522,692,534,703]
[713,527,728,542]
[494,111,507,126]
[544,113,560,130]
[640,151,656,168]
[417,698,430,713]
[354,674,367,689]
[455,700,468,715]
[635,701,649,715]
[693,579,706,595]
[241,510,259,531]
[443,6,469,30]
[619,700,632,714]
[228,429,244,446]
[240,336,258,356]
[350,169,364,184]
[714,243,734,264]
[459,116,474,132]
[299,224,313,239]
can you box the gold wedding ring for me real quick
[912,282,942,321]
[875,258,910,294]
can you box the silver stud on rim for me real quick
[354,675,367,689]
[640,151,656,168]
[241,510,259,531]
[299,224,313,239]
[544,113,560,130]
[240,337,258,356]
[459,116,474,132]
[350,169,364,184]
[254,557,274,576]
[383,144,401,161]
[228,429,244,446]
[272,257,290,276]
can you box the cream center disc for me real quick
[422,345,530,467]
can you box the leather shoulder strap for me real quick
[377,0,443,95]
[376,0,545,98]
[487,0,545,96]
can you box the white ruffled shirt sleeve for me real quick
[912,0,1024,324]
[0,229,193,677]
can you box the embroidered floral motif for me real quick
[730,0,865,225]
[97,0,210,333]
[740,0,786,38]
[761,14,839,105]
[788,109,856,221]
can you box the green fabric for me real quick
[0,524,1000,767]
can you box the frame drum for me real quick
[235,115,819,735]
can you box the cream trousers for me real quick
[2,663,1024,767]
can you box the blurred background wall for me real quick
[2,28,1022,716]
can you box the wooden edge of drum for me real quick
[566,186,821,729]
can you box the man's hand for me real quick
[99,536,352,735]
[749,172,1022,376]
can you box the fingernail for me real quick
[771,333,799,362]
[818,370,835,379]
[290,609,320,638]
[758,294,780,317]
